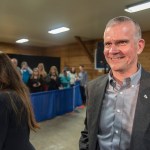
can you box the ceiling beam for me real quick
[75,36,94,63]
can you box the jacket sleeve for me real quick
[79,86,89,150]
[0,95,9,150]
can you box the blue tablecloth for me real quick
[31,84,82,122]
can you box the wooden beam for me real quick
[74,36,94,63]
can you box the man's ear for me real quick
[137,39,145,55]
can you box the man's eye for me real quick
[118,41,128,46]
[104,43,111,47]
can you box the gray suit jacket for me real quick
[79,68,150,150]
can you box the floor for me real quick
[30,106,86,150]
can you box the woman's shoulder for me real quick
[0,90,18,104]
[0,90,16,96]
[0,91,10,100]
[0,90,24,112]
[0,91,12,110]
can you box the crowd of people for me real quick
[11,59,88,104]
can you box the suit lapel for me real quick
[90,75,108,132]
[88,75,108,150]
[130,70,150,149]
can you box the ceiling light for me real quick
[48,27,70,34]
[16,38,29,43]
[125,1,150,13]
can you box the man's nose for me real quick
[109,44,119,54]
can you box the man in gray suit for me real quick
[79,16,150,150]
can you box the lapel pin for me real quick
[144,94,148,99]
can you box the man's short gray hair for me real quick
[105,16,142,40]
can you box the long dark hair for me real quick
[0,51,39,131]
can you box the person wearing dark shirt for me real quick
[0,51,39,150]
[78,65,88,105]
[28,68,43,93]
[46,66,60,90]
[79,16,149,150]
[37,63,48,91]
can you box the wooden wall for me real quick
[44,41,100,80]
[0,42,44,56]
[0,31,150,81]
[139,31,150,71]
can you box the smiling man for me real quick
[79,16,150,150]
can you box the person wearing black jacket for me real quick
[0,51,39,150]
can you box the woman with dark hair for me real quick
[0,51,39,150]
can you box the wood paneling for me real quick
[139,31,150,71]
[45,41,102,80]
[0,42,44,56]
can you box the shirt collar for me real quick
[108,64,141,88]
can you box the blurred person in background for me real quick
[0,51,39,150]
[78,65,88,105]
[21,61,33,85]
[59,68,71,89]
[27,68,43,93]
[11,58,21,75]
[37,63,47,91]
[69,67,78,87]
[46,66,61,91]
[37,63,47,79]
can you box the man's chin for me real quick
[111,66,124,72]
